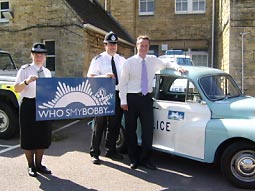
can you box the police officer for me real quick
[87,31,126,164]
[14,43,52,177]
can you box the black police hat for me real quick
[103,31,118,44]
[31,42,47,53]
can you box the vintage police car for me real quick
[117,66,255,189]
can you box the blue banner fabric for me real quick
[36,77,115,121]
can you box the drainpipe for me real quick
[211,0,215,68]
[240,31,250,94]
[104,0,108,11]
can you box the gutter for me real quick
[83,24,134,47]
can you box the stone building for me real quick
[0,0,134,77]
[99,0,213,67]
[98,0,255,95]
[1,0,255,95]
[216,0,255,96]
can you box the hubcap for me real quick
[231,150,255,182]
[0,110,8,132]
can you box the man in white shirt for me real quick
[87,31,126,164]
[119,35,186,170]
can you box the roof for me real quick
[65,0,134,44]
[156,66,227,80]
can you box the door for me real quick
[153,75,211,159]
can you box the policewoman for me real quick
[87,31,126,164]
[14,43,52,177]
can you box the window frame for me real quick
[190,51,208,67]
[175,0,206,14]
[0,1,10,22]
[139,0,154,16]
[43,40,56,75]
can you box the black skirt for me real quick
[19,97,52,150]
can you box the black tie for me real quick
[38,67,45,77]
[111,56,118,85]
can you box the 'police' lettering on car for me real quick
[154,120,171,132]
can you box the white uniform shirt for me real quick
[87,51,126,90]
[119,54,179,105]
[14,63,51,98]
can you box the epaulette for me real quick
[94,54,102,60]
[21,64,31,69]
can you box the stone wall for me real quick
[103,0,212,58]
[0,0,85,77]
[3,0,254,94]
[0,0,133,77]
[216,0,230,72]
[229,0,255,96]
[216,0,255,96]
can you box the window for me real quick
[44,40,55,72]
[176,0,188,12]
[139,0,154,15]
[200,75,241,101]
[191,51,208,66]
[0,51,14,69]
[158,76,186,102]
[175,0,206,14]
[193,0,205,11]
[149,45,159,56]
[0,1,10,22]
[156,75,202,103]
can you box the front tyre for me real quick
[0,102,18,139]
[221,142,255,189]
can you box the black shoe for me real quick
[28,166,37,177]
[140,161,157,170]
[91,156,100,165]
[105,152,124,160]
[36,165,52,174]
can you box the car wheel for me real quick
[221,141,255,189]
[0,102,18,139]
[116,126,127,153]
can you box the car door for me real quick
[153,75,211,159]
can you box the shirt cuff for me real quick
[121,99,127,105]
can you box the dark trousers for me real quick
[90,91,123,157]
[124,93,154,164]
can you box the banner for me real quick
[36,77,115,121]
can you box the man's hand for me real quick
[106,73,116,78]
[121,104,128,111]
[177,67,188,74]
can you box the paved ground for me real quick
[0,119,248,191]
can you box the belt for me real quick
[23,97,36,100]
[128,92,152,96]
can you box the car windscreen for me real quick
[177,58,192,66]
[199,74,242,101]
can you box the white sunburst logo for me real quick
[38,79,113,109]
